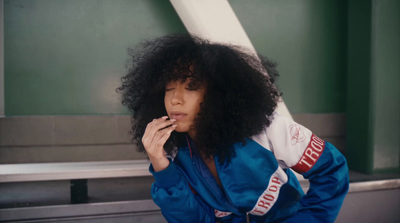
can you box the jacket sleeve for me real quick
[150,160,215,223]
[266,114,349,223]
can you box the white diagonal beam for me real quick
[170,0,292,119]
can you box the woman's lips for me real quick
[170,111,187,120]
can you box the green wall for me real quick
[230,0,348,113]
[346,0,399,173]
[371,0,400,172]
[3,0,399,173]
[4,0,186,115]
[4,0,348,115]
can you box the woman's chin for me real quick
[174,127,188,133]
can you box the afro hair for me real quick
[118,35,281,162]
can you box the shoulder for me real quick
[251,113,312,149]
[251,113,314,167]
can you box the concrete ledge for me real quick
[0,114,345,146]
[0,160,151,183]
[0,144,146,164]
[0,114,345,163]
[348,179,400,193]
[0,116,132,147]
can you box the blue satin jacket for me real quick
[150,114,349,222]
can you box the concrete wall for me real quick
[0,114,345,164]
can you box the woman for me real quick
[119,35,349,223]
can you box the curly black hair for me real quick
[118,35,281,162]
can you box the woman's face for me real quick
[164,79,206,138]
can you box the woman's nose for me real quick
[171,88,183,105]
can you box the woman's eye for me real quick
[165,88,174,92]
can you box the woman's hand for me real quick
[142,116,177,172]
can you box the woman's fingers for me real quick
[142,117,176,157]
[153,124,177,149]
[142,116,174,144]
[145,124,177,159]
[142,118,176,172]
[150,124,177,148]
[142,116,167,142]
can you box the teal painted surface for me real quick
[371,0,400,172]
[230,0,347,113]
[346,0,374,173]
[4,0,186,115]
[346,0,400,174]
[5,0,347,115]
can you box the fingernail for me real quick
[161,116,168,119]
[172,124,177,128]
[170,119,176,122]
